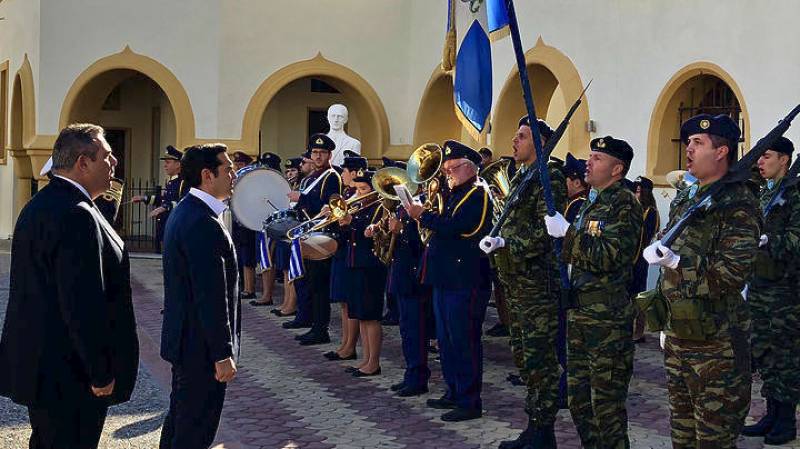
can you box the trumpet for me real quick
[286,190,382,240]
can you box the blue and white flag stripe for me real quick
[288,238,305,282]
[257,232,272,270]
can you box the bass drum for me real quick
[300,232,338,261]
[230,166,291,231]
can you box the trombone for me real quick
[286,190,382,240]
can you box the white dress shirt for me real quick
[54,175,92,201]
[189,187,228,217]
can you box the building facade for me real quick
[1,0,799,238]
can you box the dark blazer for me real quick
[296,168,342,217]
[160,194,241,367]
[0,177,139,406]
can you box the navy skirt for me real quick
[347,266,388,321]
[272,240,291,272]
[329,256,352,303]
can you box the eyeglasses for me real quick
[442,161,471,174]
[310,150,329,156]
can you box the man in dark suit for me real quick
[159,143,240,449]
[0,123,139,449]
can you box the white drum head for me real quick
[301,232,338,260]
[231,167,291,231]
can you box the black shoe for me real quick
[283,320,312,329]
[390,381,407,392]
[426,397,457,410]
[276,310,296,317]
[499,421,536,449]
[241,292,256,300]
[441,407,482,422]
[345,366,360,374]
[323,351,338,360]
[295,330,314,341]
[765,401,797,445]
[486,323,510,337]
[522,424,557,449]
[270,308,282,315]
[249,299,273,307]
[299,332,331,346]
[742,398,777,436]
[397,386,429,397]
[507,373,526,386]
[352,367,381,377]
[325,351,357,361]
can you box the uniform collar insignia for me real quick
[688,183,699,199]
[588,188,598,203]
[767,179,775,190]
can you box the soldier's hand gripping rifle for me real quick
[763,152,800,218]
[485,80,592,238]
[658,103,800,253]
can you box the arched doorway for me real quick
[492,38,590,159]
[8,56,36,223]
[242,53,390,164]
[647,62,749,183]
[413,66,477,149]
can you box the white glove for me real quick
[659,331,666,350]
[479,236,505,254]
[544,212,570,238]
[642,240,680,269]
[759,234,768,248]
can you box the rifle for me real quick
[660,103,800,250]
[486,80,592,238]
[763,154,800,218]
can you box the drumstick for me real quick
[265,199,279,212]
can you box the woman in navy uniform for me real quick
[407,140,492,422]
[631,175,659,342]
[231,151,259,300]
[324,156,367,361]
[269,157,305,317]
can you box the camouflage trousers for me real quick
[749,281,800,404]
[567,302,634,449]
[502,282,561,426]
[664,332,751,449]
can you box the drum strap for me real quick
[301,168,336,195]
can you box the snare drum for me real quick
[230,166,291,231]
[263,209,303,241]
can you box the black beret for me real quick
[160,145,183,161]
[259,152,282,170]
[770,136,795,156]
[342,156,368,171]
[443,140,482,166]
[518,116,554,142]
[308,133,336,152]
[232,151,253,164]
[563,152,587,179]
[680,114,741,146]
[285,157,302,170]
[590,136,634,166]
[622,178,636,192]
[352,169,375,184]
[382,156,407,170]
[634,176,654,190]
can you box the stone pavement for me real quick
[0,251,798,448]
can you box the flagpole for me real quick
[504,0,572,299]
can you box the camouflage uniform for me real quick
[750,178,800,405]
[561,180,642,449]
[656,181,760,449]
[493,165,566,426]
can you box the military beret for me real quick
[622,178,636,192]
[231,151,253,165]
[770,136,795,156]
[342,156,368,171]
[160,145,183,161]
[590,136,634,166]
[308,133,336,152]
[285,157,302,170]
[352,169,375,185]
[443,140,482,166]
[680,114,741,146]
[518,116,554,142]
[259,152,282,170]
[343,149,360,158]
[634,176,654,190]
[563,152,587,179]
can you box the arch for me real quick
[646,62,749,184]
[492,37,590,158]
[8,55,37,222]
[412,65,478,148]
[241,53,390,158]
[59,46,196,148]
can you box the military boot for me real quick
[522,424,556,449]
[764,401,797,445]
[742,398,777,436]
[498,421,535,449]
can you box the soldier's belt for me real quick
[574,289,629,308]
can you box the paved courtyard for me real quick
[0,249,797,448]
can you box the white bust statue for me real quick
[326,103,361,167]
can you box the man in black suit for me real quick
[0,123,139,449]
[159,143,241,449]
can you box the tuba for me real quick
[407,143,445,244]
[371,167,419,265]
[479,158,511,223]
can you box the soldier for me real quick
[545,136,642,449]
[741,136,800,444]
[288,134,343,345]
[563,153,589,223]
[630,176,659,343]
[642,114,759,449]
[132,145,185,252]
[407,140,492,422]
[480,116,567,448]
